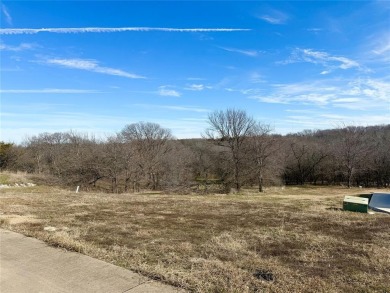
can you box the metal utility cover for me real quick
[368,193,390,214]
[343,196,369,213]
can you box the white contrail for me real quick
[0,27,251,35]
[0,89,101,94]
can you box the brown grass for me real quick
[0,171,33,185]
[1,185,389,292]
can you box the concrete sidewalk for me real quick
[0,229,185,293]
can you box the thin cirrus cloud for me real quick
[281,48,360,73]
[219,46,261,57]
[2,111,209,143]
[1,4,12,26]
[247,78,390,110]
[258,9,289,25]
[160,105,209,113]
[372,42,390,57]
[302,49,359,69]
[45,58,145,79]
[134,104,209,113]
[185,84,212,91]
[0,42,36,51]
[0,88,101,94]
[307,28,323,32]
[281,113,390,132]
[0,27,251,35]
[158,86,181,97]
[371,33,390,62]
[250,72,266,84]
[186,77,206,81]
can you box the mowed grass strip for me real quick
[1,186,389,292]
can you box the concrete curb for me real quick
[0,229,185,293]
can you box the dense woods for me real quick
[1,109,389,193]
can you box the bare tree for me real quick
[102,136,127,193]
[120,122,173,190]
[248,123,278,192]
[183,139,223,193]
[337,126,369,188]
[370,126,390,187]
[204,109,255,192]
[24,135,46,174]
[7,122,388,192]
[284,140,328,185]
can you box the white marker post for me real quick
[76,186,80,193]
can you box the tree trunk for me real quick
[233,155,240,192]
[124,177,130,192]
[347,167,353,188]
[258,173,264,192]
[112,177,117,193]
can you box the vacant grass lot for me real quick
[1,184,389,292]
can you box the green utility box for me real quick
[343,196,369,213]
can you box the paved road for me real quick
[0,229,185,293]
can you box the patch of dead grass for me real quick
[0,171,35,185]
[0,185,389,292]
[0,214,42,225]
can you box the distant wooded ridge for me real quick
[1,109,389,193]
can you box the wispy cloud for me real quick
[0,66,22,72]
[281,113,390,133]
[160,106,209,112]
[1,111,132,143]
[303,49,359,69]
[224,87,261,96]
[371,33,390,63]
[186,84,204,91]
[0,27,251,35]
[372,42,390,56]
[185,84,212,91]
[186,77,205,81]
[258,9,289,25]
[248,78,390,110]
[281,48,361,73]
[319,113,390,125]
[219,46,261,57]
[0,42,36,51]
[158,86,181,97]
[307,28,323,33]
[250,72,266,83]
[1,4,12,26]
[0,89,101,94]
[44,58,145,79]
[1,109,209,143]
[134,104,209,113]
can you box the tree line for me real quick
[1,109,389,193]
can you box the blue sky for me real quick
[1,1,389,143]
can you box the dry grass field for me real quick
[1,175,389,292]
